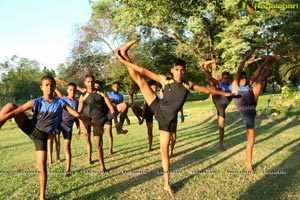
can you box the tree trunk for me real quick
[209,28,218,79]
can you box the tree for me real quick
[0,56,46,103]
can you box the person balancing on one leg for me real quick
[201,61,233,151]
[0,76,102,200]
[114,40,234,195]
[231,52,276,173]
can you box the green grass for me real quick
[0,94,300,200]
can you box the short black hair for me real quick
[241,71,247,77]
[94,80,103,86]
[222,71,230,77]
[68,82,77,87]
[41,75,55,85]
[85,74,95,80]
[112,81,120,86]
[172,59,186,68]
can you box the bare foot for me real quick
[138,119,144,125]
[98,167,108,175]
[57,159,62,163]
[164,185,175,195]
[109,149,113,156]
[64,171,72,177]
[245,166,254,174]
[48,160,53,166]
[200,60,214,72]
[88,159,94,166]
[219,144,227,152]
[116,128,128,134]
[119,40,136,56]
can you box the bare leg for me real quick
[130,104,143,123]
[47,139,53,165]
[218,116,226,151]
[94,135,106,172]
[115,43,157,106]
[0,103,27,128]
[105,125,113,155]
[83,133,92,165]
[146,122,153,151]
[55,132,61,163]
[116,102,129,128]
[36,151,47,200]
[64,139,72,177]
[245,128,255,173]
[252,57,275,102]
[169,122,177,157]
[125,115,131,125]
[160,130,175,195]
[200,61,218,89]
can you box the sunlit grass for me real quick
[0,94,299,199]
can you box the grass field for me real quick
[0,93,299,200]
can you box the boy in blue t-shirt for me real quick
[0,76,101,200]
[54,82,80,177]
[201,61,233,151]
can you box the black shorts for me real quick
[59,128,72,140]
[19,118,48,151]
[240,109,256,129]
[86,112,113,136]
[149,98,175,132]
[212,96,230,118]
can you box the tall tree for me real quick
[0,56,46,102]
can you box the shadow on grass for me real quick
[234,117,300,200]
[172,115,299,194]
[238,138,300,200]
[49,112,299,199]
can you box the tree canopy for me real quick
[1,1,299,103]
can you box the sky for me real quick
[0,0,92,71]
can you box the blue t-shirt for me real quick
[33,97,66,134]
[212,82,232,106]
[60,97,79,132]
[219,82,232,92]
[107,91,124,105]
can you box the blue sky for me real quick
[0,0,91,71]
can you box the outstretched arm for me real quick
[54,87,65,98]
[102,92,119,125]
[190,81,233,97]
[55,77,86,93]
[65,104,103,133]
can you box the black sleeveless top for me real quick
[81,91,109,117]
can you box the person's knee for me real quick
[6,103,18,110]
[117,102,128,112]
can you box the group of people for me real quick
[0,40,276,199]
